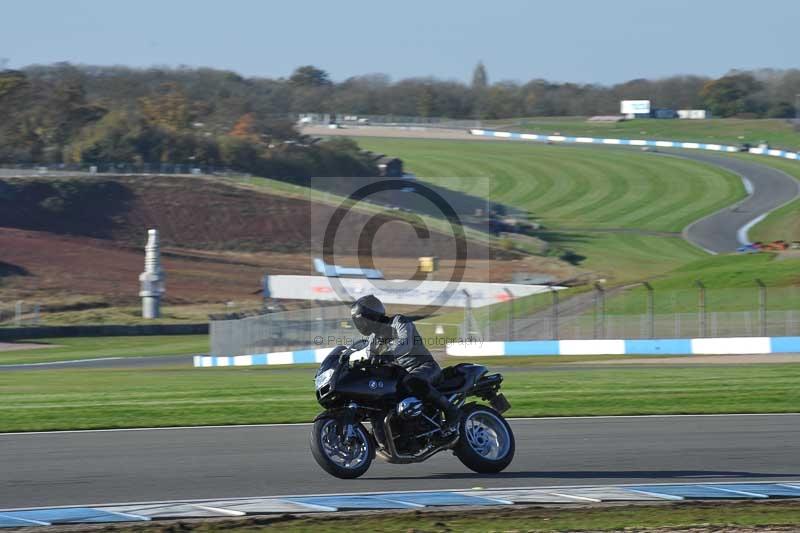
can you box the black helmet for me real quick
[350,295,386,335]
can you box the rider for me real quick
[350,294,459,436]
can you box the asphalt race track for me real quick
[672,151,800,253]
[1,414,798,509]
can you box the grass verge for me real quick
[602,253,800,314]
[1,361,798,432]
[108,500,800,532]
[0,335,208,365]
[357,138,741,282]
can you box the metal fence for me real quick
[210,306,356,357]
[210,282,800,357]
[467,283,800,342]
[0,301,41,326]
[0,162,238,176]
[294,113,480,129]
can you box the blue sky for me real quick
[2,0,798,84]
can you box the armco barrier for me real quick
[0,323,208,341]
[446,336,800,357]
[469,129,800,161]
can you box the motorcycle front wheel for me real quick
[310,416,374,479]
[454,404,515,473]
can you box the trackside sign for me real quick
[264,275,558,308]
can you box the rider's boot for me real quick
[427,390,460,438]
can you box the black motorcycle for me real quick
[310,339,515,479]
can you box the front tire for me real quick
[310,416,374,479]
[454,404,515,474]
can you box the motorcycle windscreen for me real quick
[316,346,346,376]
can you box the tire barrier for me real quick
[469,129,800,161]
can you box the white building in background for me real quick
[139,229,166,319]
[678,109,711,119]
[620,100,651,119]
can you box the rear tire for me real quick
[454,404,515,474]
[310,416,373,479]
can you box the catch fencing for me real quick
[294,113,479,129]
[210,282,800,357]
[465,282,800,342]
[0,301,41,327]
[210,306,355,357]
[0,162,237,176]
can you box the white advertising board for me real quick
[620,100,651,115]
[678,109,710,120]
[264,275,558,308]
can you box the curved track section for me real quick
[2,414,798,508]
[671,151,800,253]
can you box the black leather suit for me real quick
[368,315,441,398]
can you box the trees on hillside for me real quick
[0,66,378,179]
[701,73,764,117]
[2,62,800,168]
[289,65,332,87]
[471,61,488,120]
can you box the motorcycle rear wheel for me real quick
[454,404,515,473]
[310,416,374,479]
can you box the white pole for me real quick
[139,229,166,319]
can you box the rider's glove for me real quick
[367,334,381,357]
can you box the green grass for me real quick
[604,253,800,314]
[359,139,743,232]
[548,231,708,282]
[357,138,741,282]
[147,500,800,532]
[503,116,800,150]
[1,361,798,432]
[484,119,800,244]
[0,335,208,365]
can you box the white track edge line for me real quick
[0,357,125,368]
[191,505,246,516]
[547,492,601,502]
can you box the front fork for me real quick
[338,402,359,441]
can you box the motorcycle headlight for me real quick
[315,369,335,390]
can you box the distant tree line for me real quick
[0,63,378,179]
[1,62,799,167]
